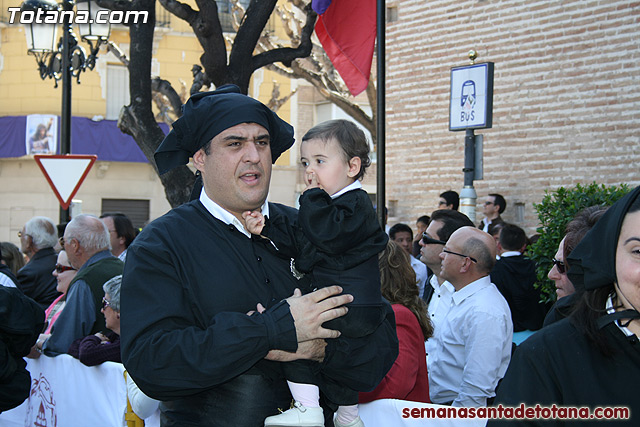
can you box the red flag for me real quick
[315,0,377,96]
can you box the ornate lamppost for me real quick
[19,0,111,222]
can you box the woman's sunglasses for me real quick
[552,258,566,274]
[55,264,76,274]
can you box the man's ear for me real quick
[347,156,361,178]
[192,148,206,172]
[459,259,472,274]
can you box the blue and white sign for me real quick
[449,62,494,131]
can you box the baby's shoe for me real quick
[334,416,365,427]
[264,401,324,427]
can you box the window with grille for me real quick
[101,199,150,230]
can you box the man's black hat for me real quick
[154,84,295,174]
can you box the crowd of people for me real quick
[1,85,638,427]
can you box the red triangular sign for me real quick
[34,155,97,210]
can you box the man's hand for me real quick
[265,339,327,362]
[287,286,352,342]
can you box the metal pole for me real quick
[59,0,72,224]
[459,128,477,223]
[376,0,386,229]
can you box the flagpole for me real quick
[376,0,386,228]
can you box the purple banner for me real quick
[0,116,170,163]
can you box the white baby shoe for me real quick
[264,401,325,427]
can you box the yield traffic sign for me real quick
[34,155,97,210]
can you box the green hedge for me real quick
[529,182,630,302]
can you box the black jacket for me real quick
[17,247,60,310]
[0,287,45,412]
[491,255,546,332]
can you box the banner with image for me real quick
[26,114,58,155]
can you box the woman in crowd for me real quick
[360,240,432,403]
[491,186,640,426]
[68,275,122,365]
[29,250,76,357]
[543,205,608,326]
[0,242,26,276]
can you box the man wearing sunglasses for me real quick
[419,210,474,320]
[428,226,513,408]
[478,193,506,235]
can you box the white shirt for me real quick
[0,272,17,288]
[424,274,454,364]
[410,256,428,298]
[499,251,521,258]
[199,188,269,238]
[428,275,513,407]
[606,294,635,338]
[330,180,362,199]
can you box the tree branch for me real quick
[151,77,182,116]
[252,2,316,69]
[231,0,278,66]
[158,0,197,22]
[106,41,129,67]
[95,0,132,12]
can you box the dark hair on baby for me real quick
[302,119,371,180]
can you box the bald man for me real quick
[427,227,513,407]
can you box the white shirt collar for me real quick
[451,275,493,305]
[330,180,362,199]
[500,251,522,258]
[606,293,635,337]
[430,274,454,293]
[199,188,269,238]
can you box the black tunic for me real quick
[263,187,389,306]
[491,318,640,426]
[120,200,398,425]
[261,188,396,405]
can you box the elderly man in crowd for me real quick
[428,226,513,407]
[17,216,60,309]
[39,214,123,356]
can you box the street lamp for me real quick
[20,0,111,223]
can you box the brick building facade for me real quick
[384,0,640,233]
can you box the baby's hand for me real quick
[242,210,265,235]
[304,172,321,193]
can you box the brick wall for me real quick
[385,0,640,234]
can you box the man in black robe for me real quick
[120,85,398,426]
